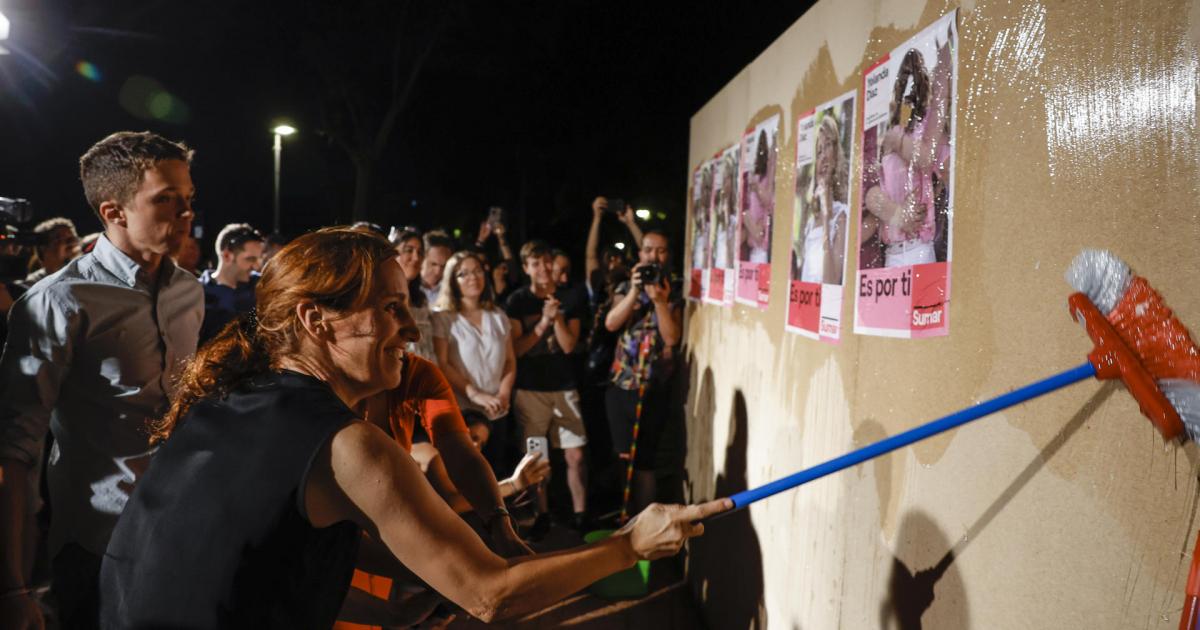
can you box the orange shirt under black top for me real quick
[336,355,469,630]
[367,354,469,452]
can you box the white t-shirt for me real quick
[432,307,512,419]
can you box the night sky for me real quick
[0,1,812,271]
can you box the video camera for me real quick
[0,197,37,282]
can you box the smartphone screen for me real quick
[606,198,625,214]
[487,206,504,226]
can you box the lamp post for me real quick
[271,124,296,234]
[0,10,11,55]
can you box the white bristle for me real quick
[1065,249,1132,315]
[1161,379,1200,443]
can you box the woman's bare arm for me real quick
[410,443,473,514]
[305,422,728,623]
[585,201,604,286]
[498,330,516,402]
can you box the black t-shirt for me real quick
[505,286,583,391]
[558,281,592,349]
[100,371,361,629]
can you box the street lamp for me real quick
[0,10,12,55]
[271,124,296,234]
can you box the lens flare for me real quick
[75,61,101,82]
[118,75,190,124]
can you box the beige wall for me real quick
[683,0,1200,627]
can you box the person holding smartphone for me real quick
[603,228,683,516]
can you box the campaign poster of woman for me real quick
[688,159,714,301]
[855,10,956,338]
[787,90,856,343]
[736,114,780,310]
[705,143,739,306]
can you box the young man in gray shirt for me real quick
[0,132,203,629]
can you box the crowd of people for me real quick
[0,130,723,629]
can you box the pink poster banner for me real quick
[787,280,822,336]
[854,262,950,338]
[707,268,726,304]
[706,143,740,306]
[853,10,957,338]
[735,114,780,310]
[687,159,715,302]
[786,90,857,343]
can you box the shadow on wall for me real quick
[880,510,967,630]
[656,344,695,506]
[682,356,715,506]
[879,382,1118,629]
[687,388,768,630]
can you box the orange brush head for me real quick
[1106,277,1200,384]
[1067,250,1200,442]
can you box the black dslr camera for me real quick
[0,197,37,282]
[637,262,662,286]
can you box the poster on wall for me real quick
[854,10,957,338]
[736,114,780,309]
[706,143,740,305]
[688,160,714,301]
[787,90,857,343]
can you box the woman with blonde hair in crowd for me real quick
[99,227,729,628]
[433,250,518,473]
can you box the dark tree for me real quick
[298,0,448,220]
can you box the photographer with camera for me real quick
[603,229,682,516]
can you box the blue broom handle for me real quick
[725,361,1097,510]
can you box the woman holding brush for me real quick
[98,228,730,628]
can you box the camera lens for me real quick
[639,263,661,285]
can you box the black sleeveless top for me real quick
[100,371,361,629]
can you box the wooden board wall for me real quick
[683,0,1200,627]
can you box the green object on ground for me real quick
[583,529,651,599]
